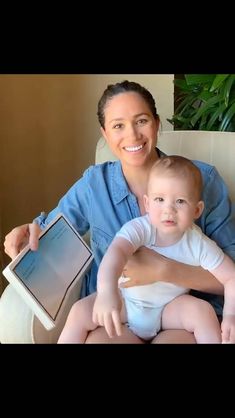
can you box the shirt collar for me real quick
[111,148,163,205]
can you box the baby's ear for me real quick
[143,194,149,212]
[194,200,204,219]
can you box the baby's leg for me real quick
[58,292,128,343]
[161,294,221,343]
[58,293,98,343]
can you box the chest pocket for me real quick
[91,227,113,254]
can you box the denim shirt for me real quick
[35,149,235,315]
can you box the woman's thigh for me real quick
[85,320,195,344]
[151,329,196,344]
[85,324,145,344]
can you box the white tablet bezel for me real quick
[3,213,93,330]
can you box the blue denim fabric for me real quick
[34,149,235,315]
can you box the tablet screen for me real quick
[11,215,93,322]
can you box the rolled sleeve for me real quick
[196,164,235,263]
[33,169,92,235]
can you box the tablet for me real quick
[2,213,93,330]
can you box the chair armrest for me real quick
[0,279,83,343]
[0,285,35,343]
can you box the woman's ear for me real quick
[100,127,107,141]
[143,194,149,212]
[156,117,160,131]
[194,200,204,219]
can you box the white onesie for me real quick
[117,215,224,340]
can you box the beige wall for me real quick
[0,74,173,292]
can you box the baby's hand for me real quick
[221,314,235,343]
[92,291,122,338]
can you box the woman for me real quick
[4,80,235,343]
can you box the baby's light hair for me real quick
[148,155,203,201]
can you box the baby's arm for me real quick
[93,237,135,337]
[210,255,235,342]
[97,237,135,293]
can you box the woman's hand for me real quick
[221,314,235,343]
[4,222,42,259]
[120,246,224,295]
[121,247,169,288]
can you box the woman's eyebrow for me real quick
[108,113,150,124]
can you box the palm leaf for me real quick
[175,95,198,114]
[191,96,222,127]
[173,79,190,91]
[223,74,235,106]
[209,75,229,92]
[185,74,215,85]
[219,101,235,131]
[171,74,235,131]
[206,103,227,130]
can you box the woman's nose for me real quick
[126,124,138,139]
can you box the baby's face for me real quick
[144,175,204,236]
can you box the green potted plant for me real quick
[168,74,235,131]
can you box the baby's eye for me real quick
[176,199,185,205]
[136,118,148,125]
[154,197,164,202]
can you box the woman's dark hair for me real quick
[97,80,159,129]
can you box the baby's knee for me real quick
[192,298,217,319]
[69,298,88,321]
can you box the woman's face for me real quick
[101,92,159,168]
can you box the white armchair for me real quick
[1,130,235,343]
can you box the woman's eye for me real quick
[137,118,147,125]
[113,123,123,129]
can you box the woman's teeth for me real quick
[124,144,144,152]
